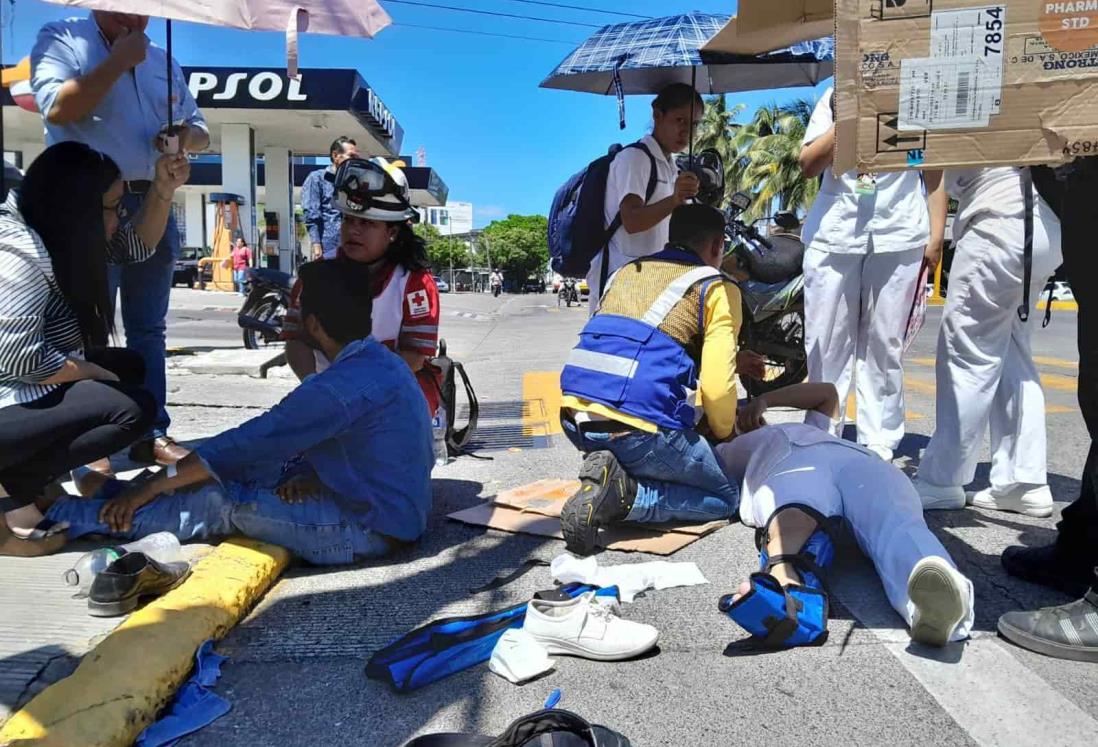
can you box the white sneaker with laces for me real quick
[967,484,1053,518]
[522,591,659,661]
[914,478,966,511]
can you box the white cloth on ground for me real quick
[550,553,708,603]
[919,167,1062,489]
[489,628,555,685]
[716,423,975,641]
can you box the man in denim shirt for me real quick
[302,137,359,260]
[32,11,210,466]
[46,260,434,565]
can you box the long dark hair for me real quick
[18,142,120,347]
[387,222,429,272]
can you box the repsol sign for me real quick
[365,89,397,139]
[187,70,307,103]
[181,67,403,148]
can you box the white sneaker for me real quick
[523,591,659,661]
[908,556,971,647]
[864,444,894,462]
[967,484,1053,518]
[914,478,966,511]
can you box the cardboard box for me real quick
[835,0,1098,173]
[447,479,728,555]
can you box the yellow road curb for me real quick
[926,297,1076,311]
[0,538,291,747]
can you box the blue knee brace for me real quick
[719,504,839,648]
[719,573,829,647]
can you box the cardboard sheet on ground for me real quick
[447,479,728,555]
[835,0,1098,173]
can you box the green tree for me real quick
[415,222,470,269]
[481,214,549,281]
[737,99,819,221]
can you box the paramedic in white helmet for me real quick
[283,157,442,417]
[798,86,947,461]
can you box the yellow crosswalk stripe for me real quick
[1033,356,1079,370]
[523,371,564,435]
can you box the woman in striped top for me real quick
[0,142,190,556]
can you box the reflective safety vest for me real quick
[560,251,722,431]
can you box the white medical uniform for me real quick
[588,134,679,312]
[801,87,930,451]
[717,423,975,640]
[918,168,1063,490]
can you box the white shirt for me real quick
[588,134,678,305]
[945,167,1054,238]
[716,422,870,527]
[801,87,930,254]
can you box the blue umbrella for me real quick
[540,12,833,99]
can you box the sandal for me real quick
[0,518,66,556]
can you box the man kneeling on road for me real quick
[558,203,743,555]
[45,260,434,565]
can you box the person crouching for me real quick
[558,203,742,555]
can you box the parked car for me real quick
[433,275,450,293]
[578,278,589,299]
[523,277,546,293]
[173,247,205,288]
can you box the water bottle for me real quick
[63,532,182,595]
[432,405,450,467]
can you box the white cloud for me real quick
[477,205,508,220]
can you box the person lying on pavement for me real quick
[715,382,974,649]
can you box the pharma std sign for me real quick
[183,67,403,150]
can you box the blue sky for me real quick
[3,1,829,227]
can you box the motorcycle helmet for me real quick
[330,157,420,223]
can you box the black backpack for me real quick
[429,339,479,456]
[403,709,631,747]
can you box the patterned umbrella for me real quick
[540,12,833,97]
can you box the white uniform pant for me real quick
[919,211,1062,489]
[803,241,924,448]
[742,440,975,640]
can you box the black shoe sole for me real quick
[998,617,1098,663]
[560,452,620,556]
[87,570,191,618]
[1001,551,1092,598]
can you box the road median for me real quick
[0,538,290,747]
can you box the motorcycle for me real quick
[679,149,808,396]
[558,277,579,307]
[723,192,807,397]
[238,267,293,350]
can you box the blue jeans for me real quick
[233,269,246,294]
[46,479,392,566]
[108,193,179,437]
[562,420,740,524]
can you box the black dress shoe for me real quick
[1001,544,1095,598]
[88,551,191,617]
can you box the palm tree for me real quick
[737,98,819,221]
[694,96,745,206]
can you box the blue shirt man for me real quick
[31,11,209,466]
[302,136,358,260]
[47,260,435,565]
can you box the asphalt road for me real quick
[155,289,1096,747]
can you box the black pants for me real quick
[1040,159,1098,590]
[0,348,156,508]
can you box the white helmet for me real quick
[331,157,419,223]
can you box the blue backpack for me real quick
[548,143,658,291]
